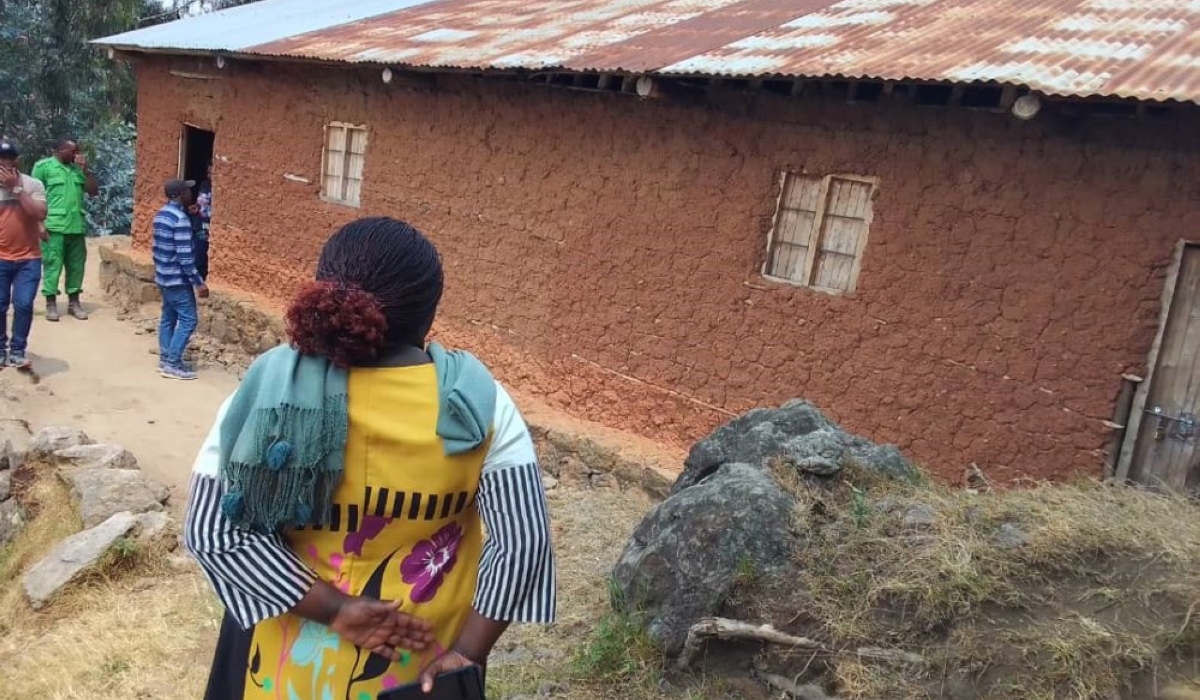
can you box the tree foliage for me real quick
[169,0,263,19]
[0,0,263,234]
[0,0,173,234]
[0,0,166,234]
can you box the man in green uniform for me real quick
[31,139,97,321]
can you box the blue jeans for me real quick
[0,259,43,355]
[158,284,198,367]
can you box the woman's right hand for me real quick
[330,597,435,659]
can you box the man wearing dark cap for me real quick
[0,142,48,370]
[152,178,208,381]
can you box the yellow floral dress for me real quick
[185,363,555,700]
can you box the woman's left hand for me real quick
[418,649,478,693]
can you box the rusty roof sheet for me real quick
[96,0,1200,104]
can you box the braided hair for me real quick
[286,217,444,367]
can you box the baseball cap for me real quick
[165,179,196,198]
[0,142,19,159]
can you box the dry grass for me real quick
[7,450,1196,700]
[0,467,222,700]
[0,468,711,700]
[755,460,1200,700]
[0,571,222,700]
[4,454,1198,700]
[0,471,82,634]
[484,486,738,700]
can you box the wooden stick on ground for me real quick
[677,617,925,670]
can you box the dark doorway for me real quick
[179,124,215,282]
[180,124,214,187]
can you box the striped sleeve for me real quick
[471,384,557,623]
[183,396,317,629]
[172,211,203,287]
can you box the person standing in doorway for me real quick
[194,164,212,281]
[31,139,97,322]
[153,179,208,381]
[0,142,48,370]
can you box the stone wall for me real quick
[99,240,285,367]
[127,55,1200,483]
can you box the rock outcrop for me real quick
[53,444,138,471]
[0,418,31,545]
[0,498,24,545]
[0,418,31,471]
[29,426,93,458]
[10,427,178,608]
[612,462,795,655]
[61,466,169,528]
[23,427,172,528]
[133,511,174,545]
[672,399,911,494]
[612,400,912,655]
[22,511,140,609]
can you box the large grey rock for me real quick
[0,498,24,545]
[0,470,10,501]
[30,426,93,459]
[23,511,139,609]
[60,467,169,528]
[53,444,138,471]
[613,400,914,657]
[0,418,31,471]
[673,400,911,494]
[612,463,796,655]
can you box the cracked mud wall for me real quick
[129,56,1200,483]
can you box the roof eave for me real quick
[100,45,1199,108]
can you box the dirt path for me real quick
[0,245,240,508]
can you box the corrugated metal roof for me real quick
[96,0,1200,104]
[96,0,434,52]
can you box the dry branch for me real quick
[677,616,925,670]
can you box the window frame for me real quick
[320,121,369,208]
[762,171,878,294]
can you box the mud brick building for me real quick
[98,0,1200,490]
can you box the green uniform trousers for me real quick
[41,232,87,297]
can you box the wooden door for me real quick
[1130,244,1200,493]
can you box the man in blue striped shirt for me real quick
[153,179,209,380]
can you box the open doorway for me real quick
[179,124,214,185]
[178,124,215,281]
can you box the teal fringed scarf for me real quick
[218,345,348,531]
[218,343,496,533]
[429,342,496,456]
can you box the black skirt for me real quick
[203,611,254,700]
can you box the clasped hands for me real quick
[328,595,433,660]
[327,595,479,693]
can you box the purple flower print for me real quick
[400,522,464,603]
[344,515,391,556]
